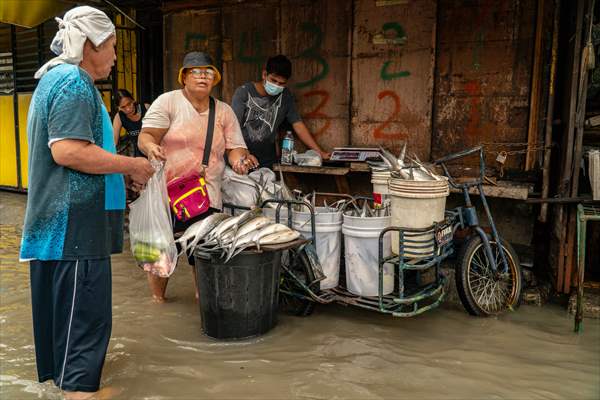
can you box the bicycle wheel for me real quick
[279,249,318,316]
[456,235,522,316]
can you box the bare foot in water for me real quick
[152,295,166,304]
[64,386,123,399]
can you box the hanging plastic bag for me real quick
[129,162,178,277]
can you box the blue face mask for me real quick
[264,79,284,96]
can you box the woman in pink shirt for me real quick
[138,52,258,302]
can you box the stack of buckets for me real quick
[340,166,449,297]
[289,164,449,297]
[388,174,449,255]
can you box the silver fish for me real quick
[225,226,300,262]
[253,223,292,250]
[278,170,295,201]
[175,213,229,256]
[259,230,300,246]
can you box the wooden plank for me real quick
[351,0,436,159]
[280,0,352,152]
[449,182,532,200]
[273,164,349,175]
[349,162,371,172]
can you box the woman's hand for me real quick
[146,142,166,161]
[228,148,257,175]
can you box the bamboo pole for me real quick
[525,0,545,170]
[539,0,560,223]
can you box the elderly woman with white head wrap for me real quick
[35,5,116,79]
[21,6,153,400]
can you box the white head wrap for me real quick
[34,6,115,79]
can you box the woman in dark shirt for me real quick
[112,89,150,157]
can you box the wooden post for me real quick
[525,0,545,170]
[555,0,585,292]
[565,0,595,293]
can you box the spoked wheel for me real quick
[456,235,522,316]
[279,248,319,316]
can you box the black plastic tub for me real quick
[194,250,282,340]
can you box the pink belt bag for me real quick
[167,174,210,221]
[167,97,216,222]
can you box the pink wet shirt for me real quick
[142,90,247,209]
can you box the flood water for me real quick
[1,191,599,399]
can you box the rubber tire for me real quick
[456,235,522,317]
[279,249,318,317]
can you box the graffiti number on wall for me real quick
[185,33,207,51]
[373,90,407,140]
[379,22,410,81]
[237,31,265,66]
[302,90,331,138]
[295,22,330,88]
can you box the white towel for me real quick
[35,6,115,79]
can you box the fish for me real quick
[201,208,263,250]
[235,216,271,239]
[278,170,295,201]
[252,223,292,250]
[227,216,271,254]
[175,213,229,256]
[224,225,300,262]
[410,154,440,181]
[204,215,236,243]
[258,229,300,246]
[379,146,401,170]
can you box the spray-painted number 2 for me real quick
[380,22,410,81]
[373,90,407,140]
[302,90,331,137]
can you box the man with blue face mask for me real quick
[231,55,329,169]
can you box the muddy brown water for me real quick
[1,192,599,399]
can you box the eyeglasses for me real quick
[187,68,215,79]
[118,100,135,111]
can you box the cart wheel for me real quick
[279,249,318,317]
[456,235,522,316]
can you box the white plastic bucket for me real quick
[292,208,342,290]
[389,176,449,255]
[371,169,391,206]
[342,214,393,296]
[263,206,289,223]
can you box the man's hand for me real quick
[129,157,154,186]
[319,150,331,160]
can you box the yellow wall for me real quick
[0,94,31,189]
[18,94,31,188]
[0,95,18,188]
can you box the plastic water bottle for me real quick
[281,130,294,165]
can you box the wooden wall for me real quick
[162,0,538,165]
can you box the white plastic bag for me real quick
[221,167,276,209]
[128,163,178,277]
[294,150,322,166]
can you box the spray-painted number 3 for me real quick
[295,22,329,88]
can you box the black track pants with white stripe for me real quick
[30,258,112,392]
